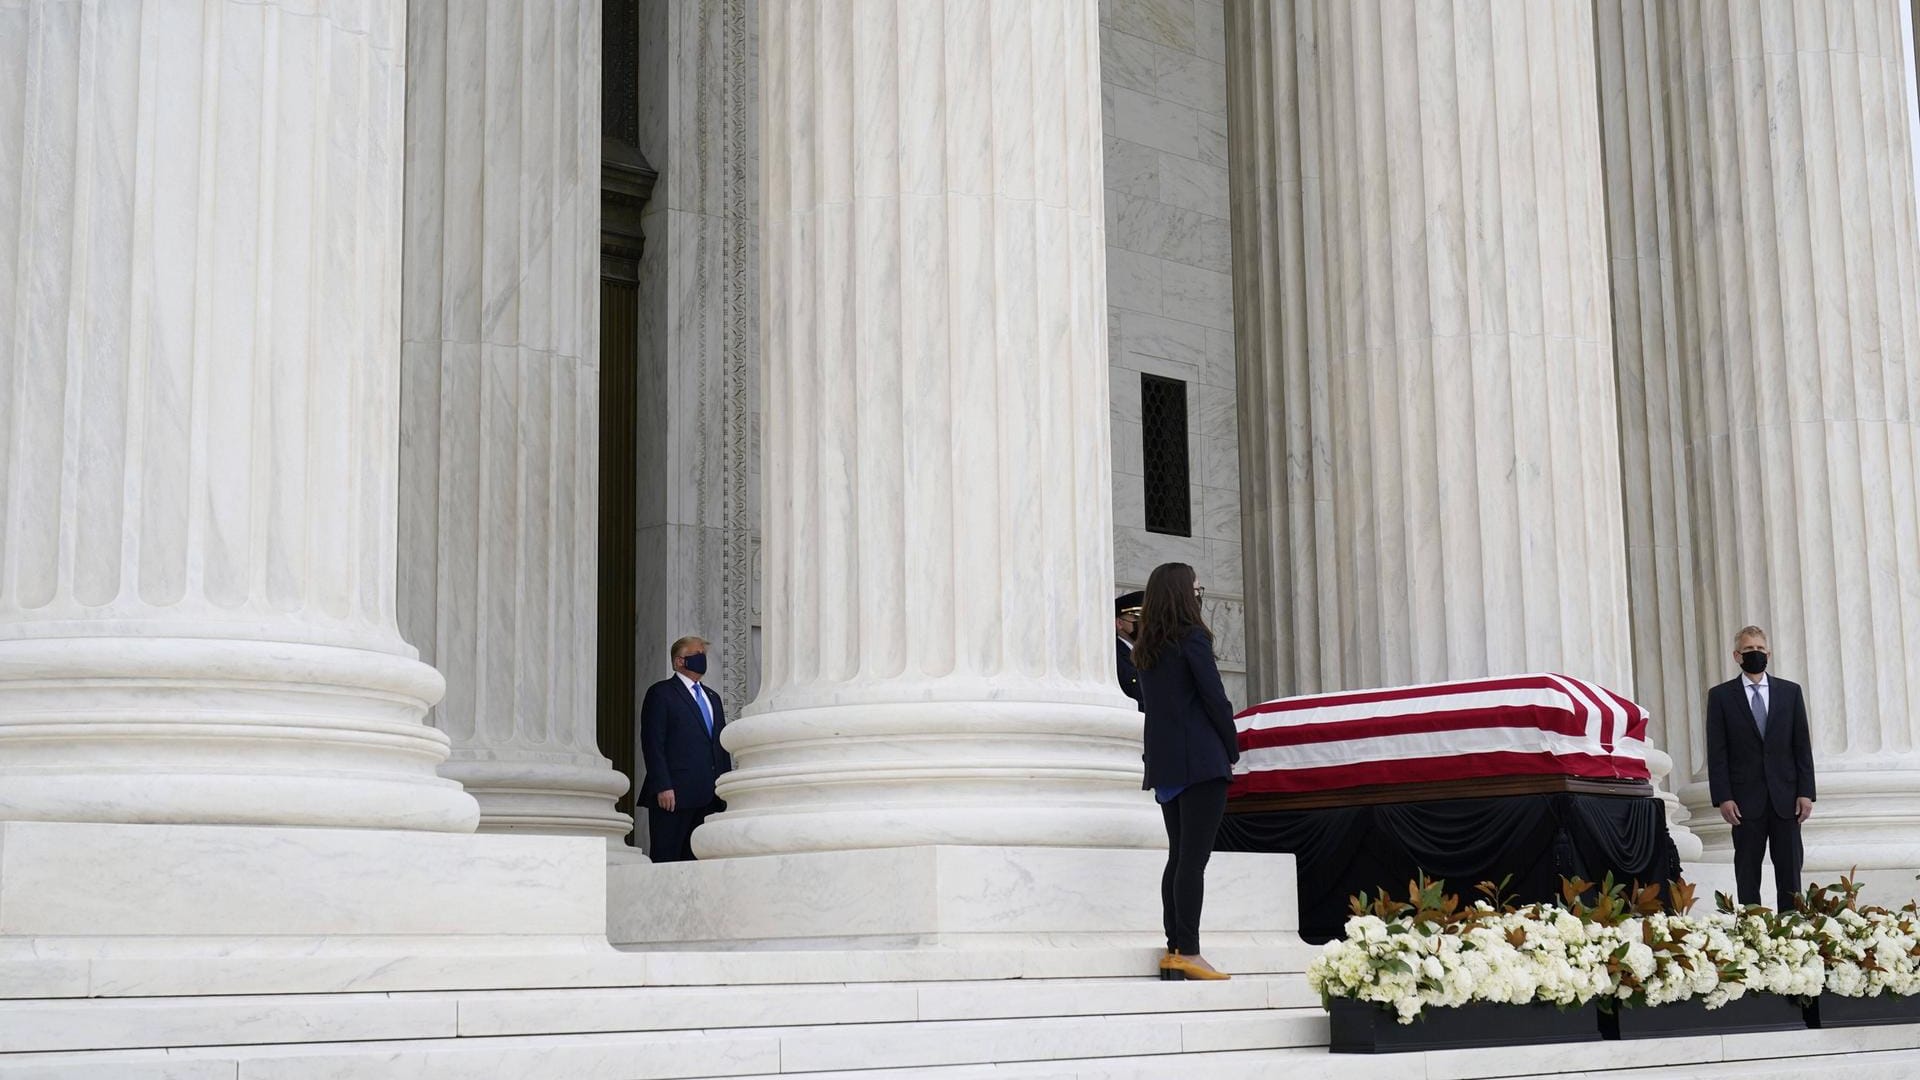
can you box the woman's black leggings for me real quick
[1159,777,1229,954]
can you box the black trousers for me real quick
[647,802,712,863]
[1731,801,1803,909]
[1160,777,1230,955]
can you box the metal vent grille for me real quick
[1141,374,1191,537]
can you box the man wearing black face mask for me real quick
[1705,625,1816,909]
[639,635,731,862]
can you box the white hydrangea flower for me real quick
[1311,880,1920,1023]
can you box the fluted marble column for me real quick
[696,0,1158,858]
[1594,0,1706,860]
[0,0,477,831]
[398,0,629,837]
[1663,0,1920,868]
[1227,0,1634,693]
[1224,0,1338,703]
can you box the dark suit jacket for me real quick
[1138,626,1239,790]
[1117,637,1143,709]
[639,676,731,811]
[1705,675,1815,820]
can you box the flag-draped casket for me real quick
[1229,673,1652,800]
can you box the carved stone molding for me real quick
[601,138,657,284]
[718,0,756,711]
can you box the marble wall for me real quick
[1099,0,1247,705]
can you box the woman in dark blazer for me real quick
[1132,561,1239,981]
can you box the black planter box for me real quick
[1600,993,1805,1040]
[1328,998,1602,1053]
[1805,992,1920,1028]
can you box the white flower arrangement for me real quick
[1309,874,1920,1023]
[1793,877,1920,1000]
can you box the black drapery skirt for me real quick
[1216,793,1680,942]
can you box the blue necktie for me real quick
[1749,683,1767,737]
[693,683,714,736]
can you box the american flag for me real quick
[1230,673,1652,797]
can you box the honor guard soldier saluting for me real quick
[1115,591,1145,709]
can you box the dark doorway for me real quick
[598,0,654,844]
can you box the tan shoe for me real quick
[1164,953,1230,981]
[1158,951,1179,980]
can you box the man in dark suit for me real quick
[1705,624,1816,909]
[639,635,731,862]
[1116,591,1144,709]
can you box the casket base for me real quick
[1229,775,1653,812]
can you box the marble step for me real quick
[11,1042,1920,1080]
[0,938,1318,1000]
[0,1007,1324,1078]
[455,973,1321,1038]
[0,974,1316,1054]
[1549,1045,1920,1079]
[736,1048,1394,1080]
[729,1021,1920,1079]
[8,1003,1920,1079]
[1416,1020,1920,1080]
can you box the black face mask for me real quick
[1740,650,1768,675]
[682,652,708,676]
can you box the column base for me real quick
[440,756,633,838]
[0,635,478,831]
[0,821,608,960]
[1641,746,1704,860]
[1682,856,1920,909]
[607,845,1298,949]
[701,695,1167,857]
[1659,791,1706,861]
[1689,768,1920,895]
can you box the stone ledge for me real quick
[0,821,605,958]
[608,845,1296,947]
[0,976,1316,1054]
[9,1004,1920,1080]
[1682,856,1920,911]
[0,938,1318,1001]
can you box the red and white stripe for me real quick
[1229,673,1652,797]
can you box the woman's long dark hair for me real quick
[1131,562,1209,670]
